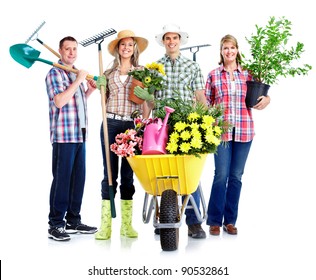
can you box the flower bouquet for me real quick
[110,129,143,157]
[154,93,229,158]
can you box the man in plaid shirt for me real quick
[45,36,97,241]
[136,24,208,239]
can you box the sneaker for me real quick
[188,224,206,239]
[66,223,97,234]
[48,227,71,241]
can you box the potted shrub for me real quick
[241,16,312,107]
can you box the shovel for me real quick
[9,44,98,81]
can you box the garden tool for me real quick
[9,44,98,81]
[25,21,61,59]
[180,44,211,61]
[79,28,117,218]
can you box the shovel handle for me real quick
[52,62,98,81]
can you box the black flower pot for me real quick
[246,81,270,108]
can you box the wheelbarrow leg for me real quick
[184,183,207,223]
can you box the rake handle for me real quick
[36,38,61,59]
[98,45,116,218]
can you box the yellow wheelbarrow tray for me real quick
[127,154,208,251]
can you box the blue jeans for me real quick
[48,143,86,228]
[206,140,252,226]
[100,119,135,200]
[184,187,202,226]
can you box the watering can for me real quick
[142,106,175,155]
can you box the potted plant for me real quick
[241,16,312,107]
[128,62,166,104]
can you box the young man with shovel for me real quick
[46,36,97,241]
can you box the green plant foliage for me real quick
[241,16,312,85]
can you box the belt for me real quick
[107,113,133,121]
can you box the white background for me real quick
[1,0,315,279]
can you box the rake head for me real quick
[25,21,46,44]
[79,28,117,47]
[180,44,211,51]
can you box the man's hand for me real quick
[96,75,107,90]
[134,86,154,101]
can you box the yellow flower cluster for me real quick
[145,62,166,76]
[128,62,166,94]
[166,112,222,155]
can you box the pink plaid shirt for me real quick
[205,64,254,142]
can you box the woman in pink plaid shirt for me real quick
[205,34,270,236]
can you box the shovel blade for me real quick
[9,44,41,68]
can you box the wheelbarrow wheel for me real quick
[159,189,179,251]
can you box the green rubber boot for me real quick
[95,200,112,240]
[120,200,138,238]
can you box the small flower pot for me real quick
[129,78,145,105]
[245,81,270,108]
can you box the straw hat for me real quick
[108,30,148,56]
[155,24,189,47]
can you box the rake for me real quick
[79,28,117,218]
[180,44,211,61]
[25,21,61,59]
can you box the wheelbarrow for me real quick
[127,154,208,251]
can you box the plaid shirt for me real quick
[46,64,87,143]
[205,64,254,142]
[156,53,205,100]
[106,66,144,116]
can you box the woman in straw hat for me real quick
[95,30,150,240]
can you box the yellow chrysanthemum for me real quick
[179,142,191,153]
[202,115,215,126]
[191,128,201,139]
[166,142,179,153]
[180,130,191,140]
[214,126,222,136]
[200,122,210,130]
[191,137,203,149]
[174,121,187,132]
[190,122,200,130]
[187,112,200,122]
[169,132,180,142]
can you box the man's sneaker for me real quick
[48,227,71,241]
[188,224,206,239]
[65,223,97,234]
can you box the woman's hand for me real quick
[253,95,270,110]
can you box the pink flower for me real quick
[110,129,143,157]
